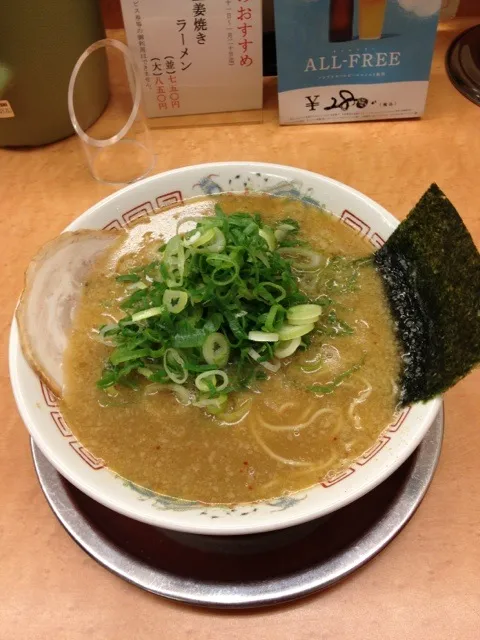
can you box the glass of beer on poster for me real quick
[358,0,387,40]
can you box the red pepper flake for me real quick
[243,461,248,465]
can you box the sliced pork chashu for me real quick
[16,230,119,397]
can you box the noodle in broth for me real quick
[60,194,401,504]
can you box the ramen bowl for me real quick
[9,162,442,535]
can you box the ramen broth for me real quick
[61,194,401,503]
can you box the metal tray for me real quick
[446,25,480,107]
[32,406,443,609]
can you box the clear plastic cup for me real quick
[68,38,155,185]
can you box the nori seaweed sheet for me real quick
[374,184,480,406]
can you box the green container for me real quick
[0,0,109,147]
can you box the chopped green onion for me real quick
[164,235,185,287]
[263,304,284,333]
[172,327,209,349]
[131,307,164,322]
[126,281,148,291]
[277,323,315,341]
[274,337,302,359]
[259,226,276,252]
[286,304,322,325]
[288,316,321,326]
[274,223,296,242]
[97,204,357,415]
[163,289,188,314]
[287,304,323,321]
[218,399,252,425]
[248,348,281,372]
[169,384,192,405]
[195,370,229,392]
[199,228,226,254]
[189,227,216,248]
[194,393,228,414]
[99,323,118,336]
[248,331,279,342]
[137,367,154,378]
[254,282,286,303]
[202,332,230,367]
[163,348,188,384]
[116,274,140,283]
[103,385,119,397]
[109,347,150,365]
[182,230,201,247]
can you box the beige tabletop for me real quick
[1,16,480,640]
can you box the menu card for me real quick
[274,0,441,124]
[120,0,263,118]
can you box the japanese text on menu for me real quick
[133,0,151,90]
[149,2,209,111]
[237,0,254,67]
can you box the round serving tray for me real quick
[31,406,443,609]
[445,24,480,107]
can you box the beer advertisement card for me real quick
[274,0,441,124]
[120,0,263,118]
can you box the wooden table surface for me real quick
[1,17,479,640]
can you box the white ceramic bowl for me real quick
[9,162,441,535]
